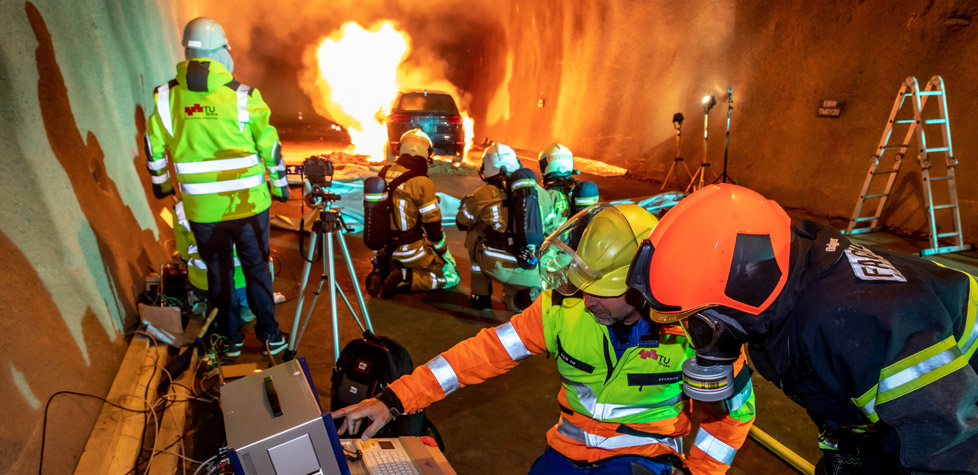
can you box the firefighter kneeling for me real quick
[458,143,558,312]
[362,129,459,298]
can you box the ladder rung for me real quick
[932,204,956,210]
[862,194,888,199]
[929,176,952,181]
[924,147,950,153]
[881,145,908,150]
[894,119,916,124]
[917,91,943,96]
[923,119,947,125]
[871,169,899,175]
[854,217,878,222]
[936,232,960,239]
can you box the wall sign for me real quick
[817,100,845,118]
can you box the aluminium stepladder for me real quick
[845,75,972,256]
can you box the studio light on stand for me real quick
[686,95,719,193]
[661,112,695,191]
[717,87,737,184]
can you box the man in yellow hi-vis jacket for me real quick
[144,17,288,357]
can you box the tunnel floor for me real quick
[181,140,978,475]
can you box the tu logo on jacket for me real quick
[184,104,217,117]
[639,349,671,368]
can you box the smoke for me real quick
[174,0,505,125]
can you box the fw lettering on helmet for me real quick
[844,243,907,282]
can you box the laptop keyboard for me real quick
[361,447,419,475]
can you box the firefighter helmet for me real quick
[626,184,792,322]
[538,143,575,178]
[539,203,657,297]
[182,17,230,51]
[398,128,433,160]
[480,143,521,180]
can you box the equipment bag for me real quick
[506,168,544,269]
[330,331,443,448]
[570,180,599,215]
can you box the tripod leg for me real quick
[661,162,677,192]
[289,230,319,352]
[294,233,330,354]
[337,228,374,333]
[327,230,341,363]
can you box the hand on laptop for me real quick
[333,398,393,441]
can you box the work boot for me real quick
[223,340,244,358]
[381,263,412,299]
[263,332,289,356]
[365,268,383,297]
[470,294,492,311]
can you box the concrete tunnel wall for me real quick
[1,0,977,473]
[0,1,181,473]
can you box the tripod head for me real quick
[302,155,341,208]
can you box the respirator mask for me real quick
[680,308,748,402]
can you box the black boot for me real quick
[381,263,412,299]
[366,268,383,297]
[470,294,492,311]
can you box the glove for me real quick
[273,187,290,203]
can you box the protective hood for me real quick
[175,57,234,93]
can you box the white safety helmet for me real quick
[480,143,521,180]
[538,143,575,178]
[183,17,230,51]
[398,128,433,161]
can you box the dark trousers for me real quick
[190,209,280,343]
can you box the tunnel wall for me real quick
[484,0,978,242]
[0,1,179,473]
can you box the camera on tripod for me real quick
[302,155,341,207]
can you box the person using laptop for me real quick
[334,203,755,475]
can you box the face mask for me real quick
[679,308,747,401]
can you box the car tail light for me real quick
[447,115,462,125]
[389,113,409,123]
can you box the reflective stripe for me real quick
[511,178,535,190]
[470,264,481,272]
[175,155,259,174]
[157,83,173,136]
[236,84,250,132]
[144,134,155,161]
[561,376,597,416]
[188,258,207,270]
[398,199,408,230]
[727,380,753,413]
[425,355,460,396]
[484,246,517,263]
[575,197,598,205]
[693,428,737,465]
[174,202,190,230]
[957,272,978,359]
[179,174,264,195]
[151,172,170,184]
[419,201,439,215]
[562,376,684,420]
[270,176,288,188]
[268,162,286,174]
[490,205,502,229]
[147,157,168,171]
[495,322,531,362]
[188,244,198,255]
[364,193,388,202]
[429,272,437,290]
[393,248,425,263]
[556,417,682,452]
[461,208,474,220]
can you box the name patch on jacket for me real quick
[844,243,907,282]
[556,338,595,373]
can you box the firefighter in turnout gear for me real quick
[145,17,289,357]
[457,143,559,313]
[333,203,755,474]
[627,184,978,474]
[374,128,459,298]
[538,143,598,227]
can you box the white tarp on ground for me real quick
[271,180,461,234]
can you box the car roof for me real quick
[397,89,454,97]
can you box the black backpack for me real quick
[330,331,442,448]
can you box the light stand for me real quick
[687,95,718,193]
[661,112,695,192]
[285,188,373,364]
[717,87,736,184]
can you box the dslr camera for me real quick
[302,155,340,207]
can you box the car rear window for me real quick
[396,93,459,114]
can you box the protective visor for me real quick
[538,204,607,296]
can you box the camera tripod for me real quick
[285,201,374,363]
[686,96,719,193]
[661,112,694,192]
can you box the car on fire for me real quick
[385,89,465,164]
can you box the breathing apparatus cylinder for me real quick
[362,176,389,251]
[506,168,544,269]
[571,180,599,215]
[680,309,747,402]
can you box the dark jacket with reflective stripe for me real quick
[751,220,978,473]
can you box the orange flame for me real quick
[303,21,474,162]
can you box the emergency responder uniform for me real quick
[458,143,558,312]
[145,18,288,356]
[538,143,598,227]
[336,204,755,474]
[378,129,459,297]
[628,184,978,474]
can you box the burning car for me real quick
[385,89,465,164]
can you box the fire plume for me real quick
[302,20,474,162]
